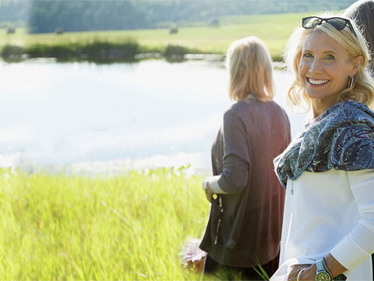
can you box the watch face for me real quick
[316,272,331,281]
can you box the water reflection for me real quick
[0,59,305,174]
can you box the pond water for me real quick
[0,59,305,174]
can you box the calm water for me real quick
[0,59,305,174]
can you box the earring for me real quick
[347,76,354,88]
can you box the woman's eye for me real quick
[326,54,335,60]
[303,53,313,58]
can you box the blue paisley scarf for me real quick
[274,100,374,188]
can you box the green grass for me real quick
[0,12,321,60]
[0,167,210,280]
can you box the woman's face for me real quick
[298,31,361,113]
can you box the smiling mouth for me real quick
[307,78,329,85]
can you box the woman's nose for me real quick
[309,59,323,73]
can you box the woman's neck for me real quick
[312,99,338,118]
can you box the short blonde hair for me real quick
[226,36,274,101]
[284,13,374,111]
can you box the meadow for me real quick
[0,167,211,280]
[0,12,323,280]
[1,12,317,61]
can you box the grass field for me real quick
[0,167,211,280]
[0,12,326,280]
[0,12,319,60]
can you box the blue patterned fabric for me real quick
[274,100,374,188]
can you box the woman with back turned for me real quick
[271,13,374,281]
[199,36,291,280]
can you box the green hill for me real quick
[1,12,333,61]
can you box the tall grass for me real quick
[0,167,210,280]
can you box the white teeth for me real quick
[309,78,328,85]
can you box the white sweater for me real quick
[271,169,374,281]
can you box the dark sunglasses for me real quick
[302,16,357,37]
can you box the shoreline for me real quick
[1,41,283,63]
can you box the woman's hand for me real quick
[287,255,347,281]
[205,190,213,202]
[202,180,214,202]
[287,264,316,281]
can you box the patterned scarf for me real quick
[274,100,374,188]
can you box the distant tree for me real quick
[27,0,357,33]
[28,1,149,33]
[0,1,30,27]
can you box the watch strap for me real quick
[321,258,346,280]
[316,258,332,281]
[333,274,347,280]
[316,258,328,273]
[316,258,346,281]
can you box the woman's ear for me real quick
[351,55,364,76]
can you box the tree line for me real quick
[0,0,357,33]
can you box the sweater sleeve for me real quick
[330,169,374,270]
[207,108,251,194]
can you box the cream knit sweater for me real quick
[271,169,374,280]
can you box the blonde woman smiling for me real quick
[272,14,374,281]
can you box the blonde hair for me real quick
[226,36,274,102]
[284,13,374,112]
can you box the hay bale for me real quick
[6,27,16,34]
[169,27,178,34]
[55,27,64,35]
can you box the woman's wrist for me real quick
[324,254,347,278]
[301,263,317,280]
[296,254,347,281]
[288,264,315,281]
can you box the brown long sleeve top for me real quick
[200,98,291,268]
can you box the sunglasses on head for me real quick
[302,16,357,37]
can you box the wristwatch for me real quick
[315,258,332,281]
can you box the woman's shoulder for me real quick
[329,100,374,118]
[223,100,254,120]
[224,99,289,122]
[227,99,285,112]
[317,100,374,129]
